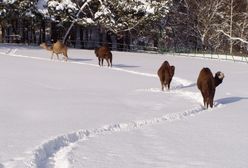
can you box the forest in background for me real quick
[0,0,248,55]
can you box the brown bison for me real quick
[197,67,224,108]
[40,40,68,61]
[157,61,175,91]
[94,45,112,67]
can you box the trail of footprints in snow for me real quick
[26,88,220,168]
[1,48,223,168]
[27,105,207,168]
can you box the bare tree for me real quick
[217,0,248,54]
[182,0,226,50]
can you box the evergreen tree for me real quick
[47,0,78,22]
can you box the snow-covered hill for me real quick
[0,44,247,168]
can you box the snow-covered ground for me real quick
[0,44,247,168]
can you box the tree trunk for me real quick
[0,24,2,43]
[230,0,233,54]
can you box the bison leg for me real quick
[159,79,165,91]
[209,98,214,108]
[98,57,101,66]
[201,91,207,108]
[163,81,169,90]
[161,82,164,91]
[63,53,68,61]
[101,58,104,66]
[64,56,68,62]
[110,58,112,67]
[209,91,215,108]
[106,59,110,67]
[206,99,209,108]
[206,97,211,108]
[51,52,54,60]
[204,99,208,108]
[167,79,172,90]
[56,54,59,60]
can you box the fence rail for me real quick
[0,40,247,63]
[167,52,248,63]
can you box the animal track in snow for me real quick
[0,48,223,168]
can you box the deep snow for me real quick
[0,44,247,168]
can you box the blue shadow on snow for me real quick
[68,58,93,62]
[112,64,140,68]
[215,96,248,105]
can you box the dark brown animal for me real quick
[197,67,224,108]
[40,41,68,61]
[157,61,175,91]
[94,46,112,67]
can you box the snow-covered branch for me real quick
[63,0,93,43]
[217,29,248,44]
